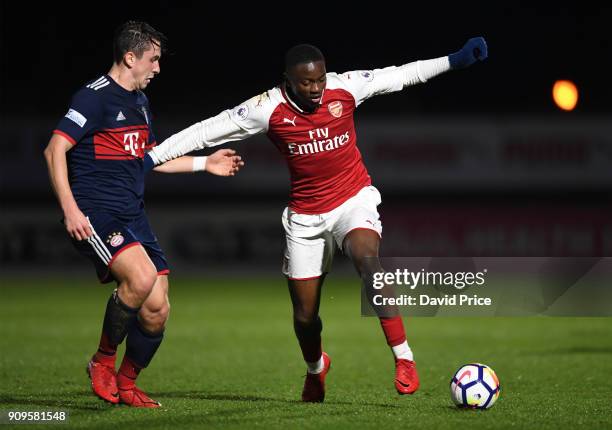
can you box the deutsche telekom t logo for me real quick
[123,132,141,156]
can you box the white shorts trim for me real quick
[86,219,112,265]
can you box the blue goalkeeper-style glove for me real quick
[448,37,488,69]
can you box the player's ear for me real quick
[123,51,135,68]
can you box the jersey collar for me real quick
[281,82,325,115]
[106,74,140,98]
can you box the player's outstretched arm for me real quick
[148,110,255,166]
[148,92,273,167]
[43,134,92,241]
[152,149,244,176]
[342,36,488,106]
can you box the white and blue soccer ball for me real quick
[450,363,500,409]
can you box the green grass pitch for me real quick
[1,277,611,429]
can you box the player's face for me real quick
[131,41,161,90]
[286,60,327,110]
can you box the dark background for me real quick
[1,4,611,272]
[2,3,611,119]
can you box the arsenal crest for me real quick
[328,101,343,118]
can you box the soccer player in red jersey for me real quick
[44,21,243,407]
[148,38,488,401]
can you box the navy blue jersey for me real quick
[54,75,156,218]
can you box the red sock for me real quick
[379,317,406,347]
[93,332,117,368]
[117,356,142,389]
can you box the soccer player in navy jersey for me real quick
[44,21,243,408]
[147,38,487,402]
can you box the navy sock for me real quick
[125,320,164,369]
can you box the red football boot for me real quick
[118,385,161,408]
[395,359,420,395]
[301,352,331,403]
[86,360,119,404]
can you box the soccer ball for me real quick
[450,363,500,409]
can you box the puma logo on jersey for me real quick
[116,111,126,121]
[283,116,297,126]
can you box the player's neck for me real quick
[284,83,316,114]
[108,65,138,92]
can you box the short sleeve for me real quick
[53,88,102,145]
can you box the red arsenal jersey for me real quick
[226,69,405,214]
[150,60,450,213]
[263,80,371,214]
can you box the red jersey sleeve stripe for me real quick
[53,129,77,146]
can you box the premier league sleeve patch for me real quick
[359,70,374,82]
[232,105,249,121]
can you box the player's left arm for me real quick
[152,150,244,176]
[342,37,488,106]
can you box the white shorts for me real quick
[281,185,383,280]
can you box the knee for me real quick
[354,253,381,278]
[293,313,322,338]
[293,308,318,329]
[140,299,170,332]
[126,268,158,302]
[345,242,380,277]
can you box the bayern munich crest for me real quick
[328,101,343,118]
[107,232,125,248]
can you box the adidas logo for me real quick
[116,111,126,121]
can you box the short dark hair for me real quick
[285,44,325,71]
[113,21,167,64]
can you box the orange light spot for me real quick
[553,80,578,111]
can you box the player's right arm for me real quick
[46,86,102,241]
[147,92,274,167]
[43,134,92,241]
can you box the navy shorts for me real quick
[71,211,170,284]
